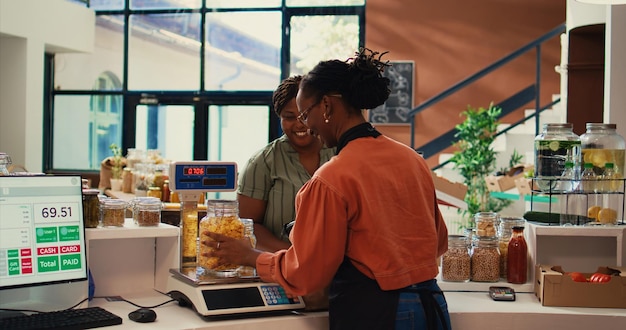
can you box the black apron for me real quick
[329,259,450,330]
[329,258,400,330]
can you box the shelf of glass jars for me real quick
[85,218,179,240]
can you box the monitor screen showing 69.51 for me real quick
[0,175,88,312]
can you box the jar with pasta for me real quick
[474,212,498,238]
[197,200,244,278]
[470,236,500,282]
[441,235,470,282]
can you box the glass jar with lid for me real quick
[474,212,498,238]
[238,218,257,277]
[534,123,581,192]
[470,236,500,282]
[441,235,471,282]
[498,217,525,278]
[580,123,625,180]
[197,200,244,278]
[100,199,127,227]
[0,152,12,176]
[82,189,101,228]
[133,197,162,226]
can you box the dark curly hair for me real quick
[299,48,391,113]
[272,75,302,116]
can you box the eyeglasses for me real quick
[297,94,342,125]
[297,99,321,125]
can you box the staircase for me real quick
[408,24,568,234]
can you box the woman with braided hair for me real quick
[203,48,451,329]
[237,75,335,253]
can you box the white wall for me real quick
[0,0,94,172]
[565,0,626,139]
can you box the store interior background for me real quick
[0,0,624,202]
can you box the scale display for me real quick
[170,161,237,192]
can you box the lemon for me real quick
[597,208,618,224]
[548,141,560,151]
[587,205,601,219]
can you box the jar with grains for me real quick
[441,235,470,282]
[100,199,127,227]
[82,189,101,228]
[197,200,244,278]
[470,236,500,282]
[474,212,499,238]
[134,197,162,227]
[534,123,581,192]
[238,218,257,277]
[498,217,525,278]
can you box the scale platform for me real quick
[166,267,305,319]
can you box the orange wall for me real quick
[365,0,566,167]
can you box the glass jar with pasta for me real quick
[197,200,244,278]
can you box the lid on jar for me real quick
[130,196,160,206]
[101,199,127,208]
[543,123,573,129]
[586,123,616,130]
[82,188,100,196]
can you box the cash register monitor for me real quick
[0,175,88,313]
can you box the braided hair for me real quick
[300,48,391,114]
[272,75,302,116]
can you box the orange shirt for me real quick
[256,135,448,295]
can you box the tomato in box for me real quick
[589,273,611,283]
[568,271,588,283]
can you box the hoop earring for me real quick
[323,112,330,124]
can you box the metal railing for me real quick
[409,23,566,169]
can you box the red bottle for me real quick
[507,226,528,284]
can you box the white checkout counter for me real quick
[86,220,626,330]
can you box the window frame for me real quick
[44,1,365,174]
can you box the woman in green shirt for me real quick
[237,75,335,252]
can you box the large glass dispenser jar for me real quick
[441,235,470,282]
[580,123,625,180]
[534,123,581,192]
[197,200,244,278]
[470,236,500,282]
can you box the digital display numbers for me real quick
[183,166,228,176]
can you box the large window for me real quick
[48,0,364,173]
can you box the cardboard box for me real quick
[535,264,626,308]
[431,172,468,209]
[485,164,533,192]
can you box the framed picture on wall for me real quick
[368,61,414,125]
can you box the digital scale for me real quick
[164,161,305,318]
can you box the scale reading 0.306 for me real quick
[170,161,238,192]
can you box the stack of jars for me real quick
[470,212,500,282]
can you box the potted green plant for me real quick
[109,143,124,190]
[448,103,513,229]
